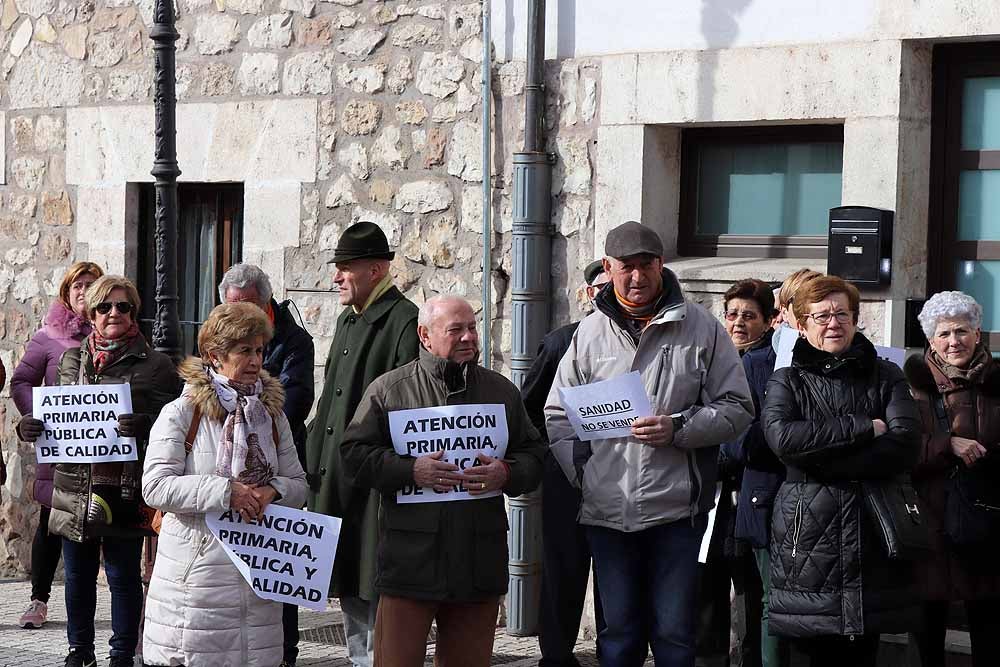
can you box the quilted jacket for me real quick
[141,358,307,667]
[763,332,921,638]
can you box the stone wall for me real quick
[0,0,600,574]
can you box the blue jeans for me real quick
[62,536,143,659]
[587,515,708,667]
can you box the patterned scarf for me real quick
[88,322,141,373]
[208,367,278,486]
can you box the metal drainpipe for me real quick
[507,0,552,637]
[481,0,492,369]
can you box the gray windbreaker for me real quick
[544,269,754,532]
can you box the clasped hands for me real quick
[412,451,509,495]
[230,481,278,522]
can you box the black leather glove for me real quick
[17,416,44,443]
[117,413,152,439]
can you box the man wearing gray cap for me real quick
[544,221,754,667]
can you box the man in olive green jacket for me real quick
[341,295,544,667]
[305,221,419,667]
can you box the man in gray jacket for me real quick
[544,221,754,667]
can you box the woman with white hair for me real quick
[904,290,1000,667]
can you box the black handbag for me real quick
[861,477,932,560]
[944,459,1000,549]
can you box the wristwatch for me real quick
[671,414,687,434]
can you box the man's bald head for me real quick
[417,295,479,364]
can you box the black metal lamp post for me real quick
[150,0,182,361]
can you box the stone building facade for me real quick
[0,0,999,588]
[0,0,598,574]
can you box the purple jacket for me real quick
[10,301,91,507]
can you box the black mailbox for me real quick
[827,206,893,286]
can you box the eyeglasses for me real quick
[724,310,760,322]
[94,301,133,315]
[803,311,852,326]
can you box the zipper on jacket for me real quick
[651,346,669,397]
[183,535,210,581]
[791,494,804,559]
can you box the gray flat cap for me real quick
[604,221,663,259]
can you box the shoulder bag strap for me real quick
[184,406,202,456]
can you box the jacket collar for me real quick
[593,267,688,335]
[358,285,405,325]
[418,346,474,393]
[44,301,91,340]
[82,333,151,373]
[791,331,876,374]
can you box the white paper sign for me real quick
[774,327,798,370]
[207,505,341,612]
[874,345,906,369]
[699,483,724,564]
[32,384,138,463]
[557,372,655,441]
[388,404,509,504]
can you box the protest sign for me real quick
[32,384,137,463]
[388,403,509,504]
[874,344,906,369]
[207,504,341,612]
[556,371,654,441]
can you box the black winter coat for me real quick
[263,298,315,467]
[763,332,921,638]
[520,321,578,440]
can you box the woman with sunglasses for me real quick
[17,275,181,667]
[762,275,921,666]
[10,261,104,631]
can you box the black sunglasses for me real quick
[94,301,133,315]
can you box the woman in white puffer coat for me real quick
[142,303,307,667]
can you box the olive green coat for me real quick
[305,286,419,600]
[49,336,181,542]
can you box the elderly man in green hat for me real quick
[305,221,419,667]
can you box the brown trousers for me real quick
[373,594,500,667]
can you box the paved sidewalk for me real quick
[0,579,606,667]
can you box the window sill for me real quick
[668,256,828,285]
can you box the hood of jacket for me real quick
[43,301,91,341]
[177,356,285,422]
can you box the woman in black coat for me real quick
[762,275,921,666]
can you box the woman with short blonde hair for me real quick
[142,302,307,667]
[10,260,105,631]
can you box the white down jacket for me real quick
[141,358,307,667]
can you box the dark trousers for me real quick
[538,455,605,667]
[793,634,879,667]
[915,600,1000,667]
[587,515,709,667]
[30,506,62,603]
[283,602,300,663]
[63,536,143,659]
